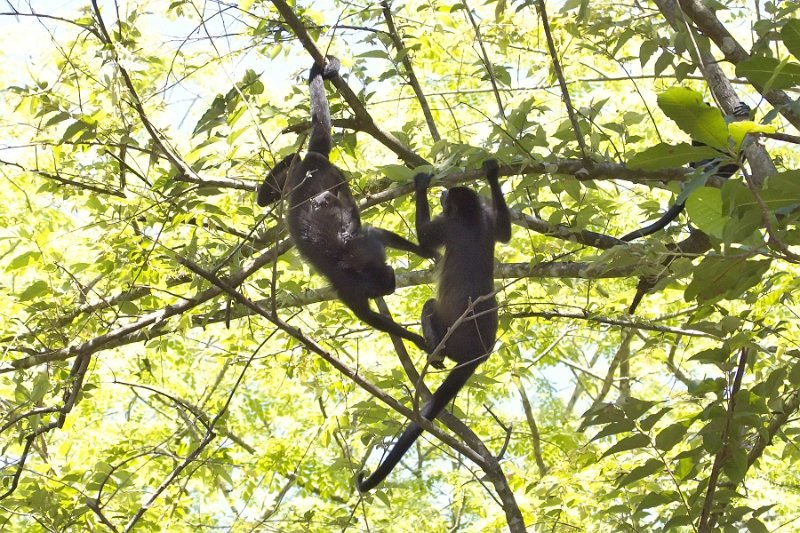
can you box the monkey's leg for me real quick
[343,296,430,353]
[369,227,439,260]
[421,299,446,369]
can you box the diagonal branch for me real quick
[532,0,587,157]
[381,1,440,142]
[675,0,800,131]
[268,0,427,167]
[698,347,750,533]
[172,253,489,470]
[373,299,525,532]
[463,0,506,121]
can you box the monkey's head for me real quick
[442,186,483,223]
[345,230,396,297]
[257,154,299,207]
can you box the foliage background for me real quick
[1,0,799,531]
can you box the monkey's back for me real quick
[436,216,497,360]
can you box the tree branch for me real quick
[698,347,750,533]
[675,0,800,132]
[380,1,441,142]
[268,0,427,166]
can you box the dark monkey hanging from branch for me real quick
[257,57,435,351]
[357,159,512,492]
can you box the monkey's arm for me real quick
[341,295,430,352]
[367,227,439,259]
[484,160,511,243]
[414,173,446,251]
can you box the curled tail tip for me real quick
[355,471,372,493]
[323,56,340,78]
[309,56,340,83]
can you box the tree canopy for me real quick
[1,0,800,531]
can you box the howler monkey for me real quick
[620,102,750,242]
[356,159,512,492]
[256,57,434,351]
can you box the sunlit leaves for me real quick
[626,142,720,170]
[685,256,771,304]
[783,19,800,60]
[736,56,800,91]
[685,187,725,239]
[657,87,729,150]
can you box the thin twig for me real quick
[513,376,547,476]
[381,1,440,142]
[698,347,750,533]
[532,0,587,156]
[268,0,427,166]
[462,1,506,121]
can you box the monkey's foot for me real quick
[427,352,446,370]
[733,101,751,117]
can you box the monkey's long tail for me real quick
[620,201,685,242]
[307,56,341,157]
[356,356,485,492]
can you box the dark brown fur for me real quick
[257,57,434,350]
[356,159,511,492]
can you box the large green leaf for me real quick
[781,19,800,60]
[736,56,800,91]
[685,187,725,238]
[626,143,720,170]
[657,87,729,150]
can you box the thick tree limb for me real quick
[675,0,800,132]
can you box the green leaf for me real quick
[639,40,658,67]
[620,397,656,419]
[728,121,775,149]
[685,255,771,303]
[723,444,748,483]
[689,348,730,365]
[31,371,50,403]
[45,111,71,127]
[627,143,721,170]
[663,512,692,530]
[789,359,800,385]
[600,433,650,459]
[380,164,415,182]
[654,50,674,77]
[761,170,800,211]
[746,517,770,533]
[783,19,800,60]
[640,408,671,432]
[591,421,636,441]
[616,458,663,487]
[19,280,50,301]
[657,87,729,150]
[357,50,390,59]
[636,490,678,512]
[376,490,391,507]
[8,250,41,270]
[685,187,725,239]
[61,120,90,143]
[655,422,688,451]
[736,56,800,91]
